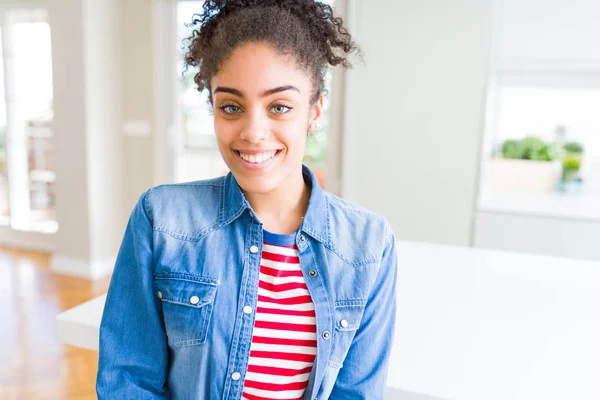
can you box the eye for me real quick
[219,104,242,114]
[270,103,292,114]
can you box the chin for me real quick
[234,173,282,195]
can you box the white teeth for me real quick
[239,150,277,163]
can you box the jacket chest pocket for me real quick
[154,274,218,347]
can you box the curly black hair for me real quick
[183,0,360,106]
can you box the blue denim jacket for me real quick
[97,166,398,399]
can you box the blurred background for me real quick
[1,0,599,398]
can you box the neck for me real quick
[243,165,311,235]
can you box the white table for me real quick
[56,241,600,400]
[56,294,107,351]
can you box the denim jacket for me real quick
[97,165,398,399]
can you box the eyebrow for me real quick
[213,85,300,98]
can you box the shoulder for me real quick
[139,176,226,240]
[324,192,394,265]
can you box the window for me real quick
[175,1,226,182]
[0,7,56,233]
[482,76,600,199]
[0,30,8,224]
[497,87,600,160]
[479,0,600,206]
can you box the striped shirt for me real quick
[242,230,317,400]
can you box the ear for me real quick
[309,94,325,130]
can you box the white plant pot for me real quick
[488,158,561,194]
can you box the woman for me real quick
[97,1,398,399]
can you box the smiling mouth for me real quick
[234,149,282,164]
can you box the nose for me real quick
[239,109,270,144]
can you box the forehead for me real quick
[211,42,312,97]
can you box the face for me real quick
[210,42,323,195]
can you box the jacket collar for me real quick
[219,164,330,245]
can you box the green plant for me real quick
[563,154,581,170]
[501,139,526,159]
[561,142,585,181]
[500,136,561,162]
[562,153,582,180]
[564,141,584,154]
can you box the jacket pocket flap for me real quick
[334,303,365,331]
[154,275,218,308]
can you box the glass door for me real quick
[0,6,57,233]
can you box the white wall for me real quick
[475,212,600,261]
[49,0,124,279]
[84,0,124,262]
[48,0,91,261]
[341,0,494,246]
[498,0,600,69]
[44,0,173,278]
[122,0,158,209]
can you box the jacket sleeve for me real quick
[329,225,398,399]
[96,190,170,398]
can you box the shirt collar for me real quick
[219,164,330,245]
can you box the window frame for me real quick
[474,0,600,228]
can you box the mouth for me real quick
[233,149,283,164]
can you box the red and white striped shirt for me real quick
[242,231,317,400]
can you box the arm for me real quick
[96,190,170,398]
[330,227,398,399]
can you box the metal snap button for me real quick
[299,235,306,242]
[190,296,200,305]
[308,270,317,277]
[322,331,331,340]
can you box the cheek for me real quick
[276,124,308,152]
[214,119,237,142]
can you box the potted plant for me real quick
[489,136,562,193]
[558,141,584,194]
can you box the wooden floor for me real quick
[0,247,111,399]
